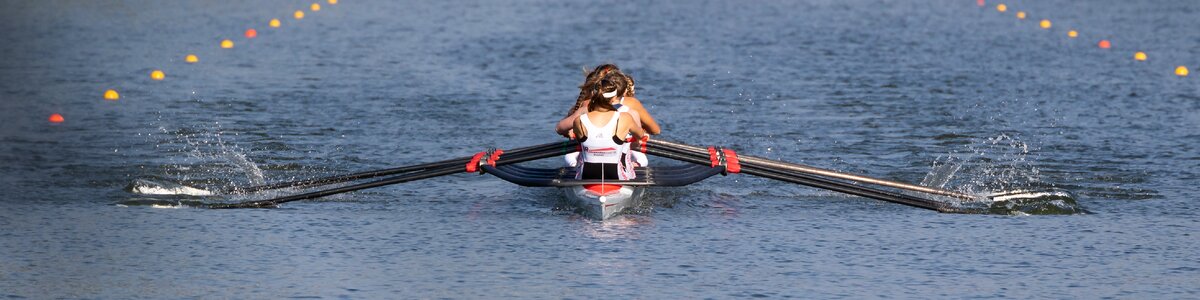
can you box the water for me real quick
[2,0,1198,298]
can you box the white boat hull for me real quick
[562,184,645,220]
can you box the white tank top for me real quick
[576,112,636,180]
[578,112,624,164]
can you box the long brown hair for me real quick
[566,64,621,116]
[587,72,626,112]
[622,73,635,97]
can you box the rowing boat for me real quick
[562,183,646,219]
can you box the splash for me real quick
[925,133,1084,215]
[125,178,214,196]
[148,123,266,191]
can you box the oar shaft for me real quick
[648,139,974,200]
[233,140,579,193]
[211,143,576,208]
[644,147,962,212]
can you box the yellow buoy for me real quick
[1016,11,1026,19]
[1068,30,1078,38]
[185,54,199,63]
[104,89,120,101]
[270,18,281,28]
[294,10,305,19]
[221,39,234,49]
[328,0,338,4]
[996,4,1007,12]
[1134,52,1147,61]
[1177,66,1190,77]
[1039,19,1051,29]
[150,70,165,81]
[311,3,321,11]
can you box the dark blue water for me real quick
[2,0,1198,298]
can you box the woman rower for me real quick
[572,73,645,180]
[556,64,661,138]
[557,65,661,167]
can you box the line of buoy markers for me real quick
[49,1,339,124]
[977,0,1191,78]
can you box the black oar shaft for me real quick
[233,140,578,193]
[648,139,974,200]
[211,144,574,208]
[644,146,963,213]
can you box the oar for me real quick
[230,140,579,193]
[647,139,976,200]
[209,143,574,208]
[643,145,969,212]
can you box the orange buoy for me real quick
[1039,19,1051,29]
[245,29,257,38]
[1134,52,1147,61]
[294,10,305,19]
[104,89,120,101]
[1098,40,1111,49]
[1068,30,1078,38]
[996,4,1007,12]
[221,39,234,49]
[49,113,64,123]
[1177,66,1190,77]
[1016,11,1026,19]
[150,70,165,81]
[311,3,321,11]
[185,54,199,63]
[269,18,281,28]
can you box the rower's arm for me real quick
[621,112,645,141]
[623,97,661,135]
[555,100,590,137]
[571,117,588,140]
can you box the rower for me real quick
[571,73,645,180]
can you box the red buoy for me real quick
[245,29,258,38]
[1098,40,1111,49]
[49,113,64,123]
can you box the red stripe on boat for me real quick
[584,184,623,196]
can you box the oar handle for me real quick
[647,139,975,200]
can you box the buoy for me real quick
[311,3,321,11]
[185,54,198,63]
[221,39,234,49]
[977,0,984,7]
[245,29,257,38]
[104,89,120,101]
[1068,30,1078,38]
[1134,52,1147,61]
[49,113,64,123]
[996,4,1007,12]
[1098,40,1111,49]
[1040,19,1051,29]
[294,10,305,19]
[269,18,281,28]
[1177,66,1190,77]
[328,0,338,4]
[1016,11,1026,19]
[150,70,165,81]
